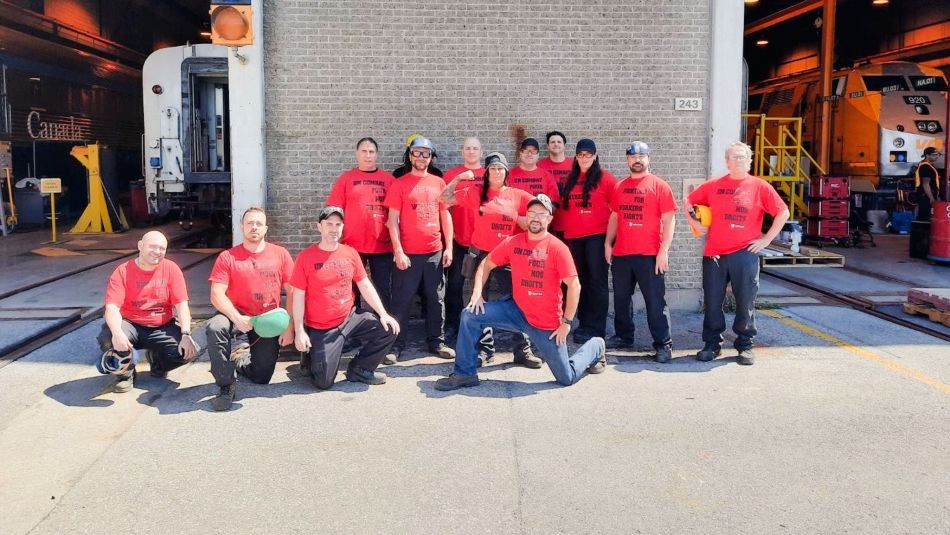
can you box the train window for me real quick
[862,75,909,93]
[909,76,948,92]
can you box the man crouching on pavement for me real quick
[435,194,606,391]
[292,206,399,389]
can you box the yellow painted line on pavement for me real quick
[760,309,950,395]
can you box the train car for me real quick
[141,44,230,223]
[747,61,947,188]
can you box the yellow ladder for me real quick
[69,143,128,233]
[743,114,826,221]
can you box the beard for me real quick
[412,160,428,172]
[528,221,544,234]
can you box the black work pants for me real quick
[97,320,188,378]
[566,234,609,338]
[611,254,672,349]
[305,309,396,389]
[444,241,468,331]
[702,249,759,351]
[354,252,393,312]
[390,251,445,349]
[205,313,281,387]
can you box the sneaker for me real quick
[606,335,634,350]
[512,345,542,369]
[736,348,755,366]
[434,373,480,391]
[653,346,673,364]
[695,346,722,362]
[230,342,251,369]
[477,351,494,368]
[113,371,135,393]
[382,352,398,365]
[211,384,236,412]
[429,342,456,360]
[586,337,607,374]
[346,366,387,385]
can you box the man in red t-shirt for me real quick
[435,194,606,391]
[685,141,790,365]
[327,137,396,309]
[206,207,295,411]
[292,207,399,389]
[538,131,574,235]
[97,231,197,393]
[605,141,678,361]
[441,137,484,340]
[508,138,560,201]
[384,136,456,360]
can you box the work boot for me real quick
[382,352,398,365]
[211,383,236,412]
[113,370,135,393]
[653,346,673,364]
[512,344,542,369]
[586,337,608,374]
[429,342,456,360]
[434,373,480,391]
[345,366,387,385]
[695,346,722,362]
[606,335,634,350]
[736,348,755,366]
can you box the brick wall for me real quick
[263,0,710,292]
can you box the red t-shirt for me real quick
[290,244,367,330]
[383,173,447,254]
[444,165,484,248]
[327,168,394,254]
[208,242,294,317]
[488,233,577,331]
[609,174,678,256]
[104,258,188,327]
[687,174,787,256]
[508,166,560,200]
[559,169,618,239]
[539,157,574,232]
[457,185,533,251]
[537,157,574,189]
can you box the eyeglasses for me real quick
[526,211,550,219]
[410,150,432,158]
[521,149,539,155]
[728,154,751,161]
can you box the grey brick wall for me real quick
[263,0,710,291]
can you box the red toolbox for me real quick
[808,200,850,219]
[809,176,849,200]
[807,218,849,238]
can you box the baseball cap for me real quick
[626,141,651,155]
[485,152,509,170]
[318,206,344,222]
[520,138,540,151]
[576,138,597,154]
[527,193,554,215]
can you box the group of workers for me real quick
[96,133,789,410]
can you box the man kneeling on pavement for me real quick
[436,194,606,391]
[292,206,400,389]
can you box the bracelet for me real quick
[562,317,573,325]
[181,331,191,336]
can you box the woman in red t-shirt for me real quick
[558,139,617,344]
[441,152,540,369]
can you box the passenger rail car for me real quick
[748,62,947,188]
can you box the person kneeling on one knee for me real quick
[292,206,400,390]
[435,194,606,391]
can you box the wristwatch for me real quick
[181,331,192,337]
[562,317,573,325]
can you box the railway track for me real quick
[762,266,950,343]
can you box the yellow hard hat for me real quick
[405,133,423,148]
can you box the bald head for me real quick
[137,231,168,268]
[462,137,483,167]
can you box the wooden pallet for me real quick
[760,244,845,267]
[902,302,950,327]
[906,288,950,312]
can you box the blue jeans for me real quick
[454,297,603,385]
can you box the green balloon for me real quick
[250,308,290,338]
